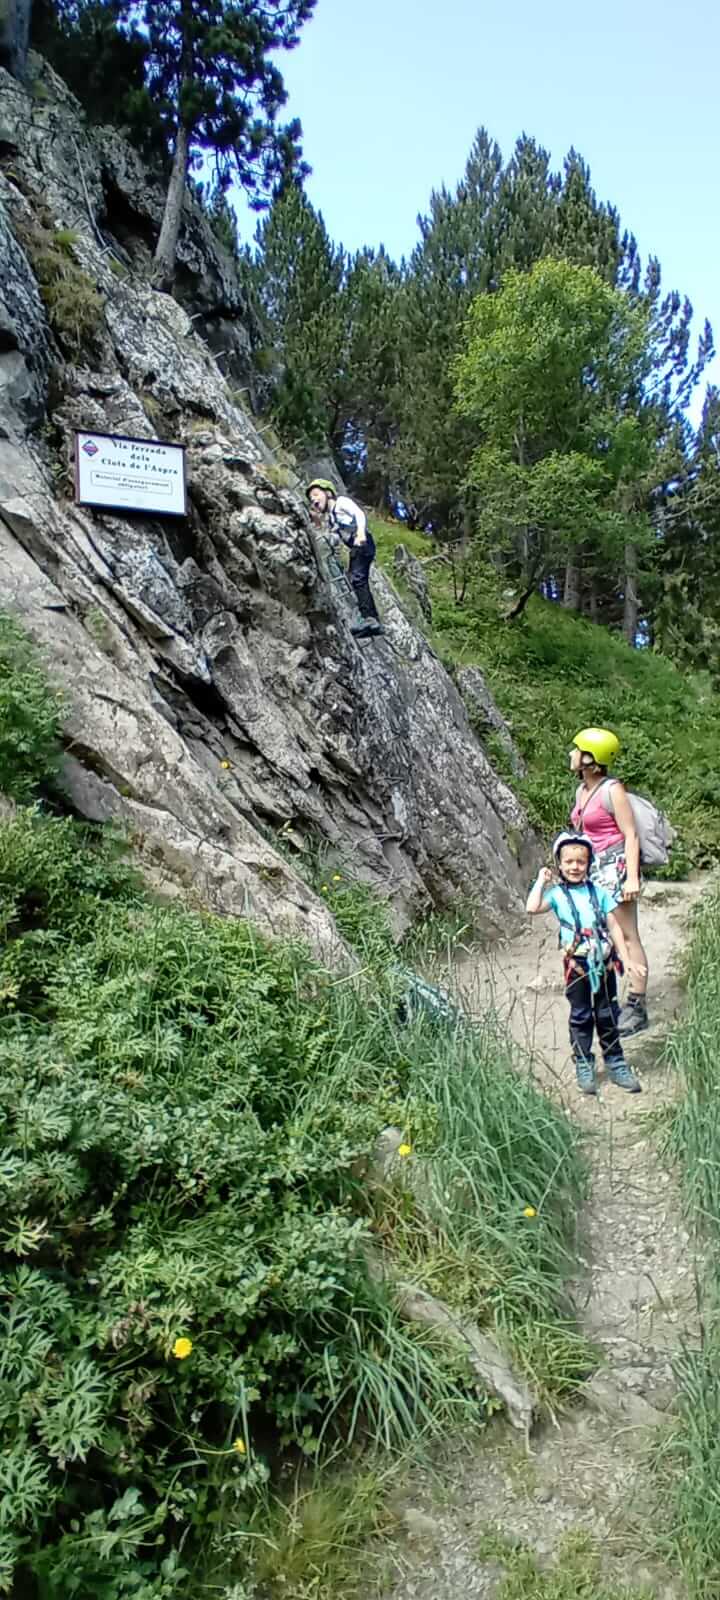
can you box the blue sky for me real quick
[238,0,719,424]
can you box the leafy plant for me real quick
[0,613,63,801]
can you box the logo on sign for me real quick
[82,439,99,456]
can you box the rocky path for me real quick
[385,878,708,1598]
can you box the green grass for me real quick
[370,518,720,871]
[369,516,436,563]
[657,889,720,1596]
[374,1011,591,1400]
[476,1529,653,1599]
[237,1463,396,1599]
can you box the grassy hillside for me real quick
[372,518,720,872]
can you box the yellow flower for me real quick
[522,1206,537,1219]
[398,1143,412,1158]
[220,760,231,770]
[332,873,342,882]
[320,884,329,894]
[232,1437,246,1455]
[172,1337,193,1360]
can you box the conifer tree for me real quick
[31,0,163,155]
[253,184,346,449]
[340,246,402,506]
[653,388,720,674]
[391,129,504,529]
[494,134,559,274]
[139,0,315,286]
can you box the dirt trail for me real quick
[386,877,708,1599]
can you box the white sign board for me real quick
[75,431,187,517]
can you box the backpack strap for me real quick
[575,775,614,825]
[559,885,583,943]
[560,882,608,941]
[598,779,619,818]
[586,878,608,934]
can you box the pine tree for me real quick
[135,0,315,286]
[340,246,402,507]
[494,134,559,274]
[391,129,504,530]
[554,150,624,282]
[31,0,164,156]
[653,388,720,674]
[253,184,346,450]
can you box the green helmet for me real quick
[306,478,336,500]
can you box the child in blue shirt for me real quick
[526,832,646,1095]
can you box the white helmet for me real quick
[552,831,594,863]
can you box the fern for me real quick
[0,1445,52,1528]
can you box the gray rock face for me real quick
[0,207,50,435]
[393,542,432,620]
[0,64,539,953]
[457,665,527,778]
[0,0,31,80]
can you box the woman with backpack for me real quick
[569,727,649,1037]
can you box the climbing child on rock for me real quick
[526,832,645,1095]
[306,478,383,639]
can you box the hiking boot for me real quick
[574,1056,597,1095]
[618,995,649,1037]
[606,1059,642,1093]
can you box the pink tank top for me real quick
[571,782,625,854]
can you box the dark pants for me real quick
[565,959,624,1065]
[349,533,379,619]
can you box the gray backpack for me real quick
[598,779,675,868]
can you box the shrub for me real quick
[0,805,585,1594]
[0,613,63,801]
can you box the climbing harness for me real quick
[557,880,620,995]
[314,530,390,646]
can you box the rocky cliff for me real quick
[0,57,537,956]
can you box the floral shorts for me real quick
[590,845,642,907]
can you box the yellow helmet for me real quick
[573,727,620,767]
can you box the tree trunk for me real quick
[153,120,191,290]
[622,540,639,645]
[502,582,536,622]
[563,553,582,611]
[587,577,599,624]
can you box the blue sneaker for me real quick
[574,1056,597,1095]
[606,1059,641,1093]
